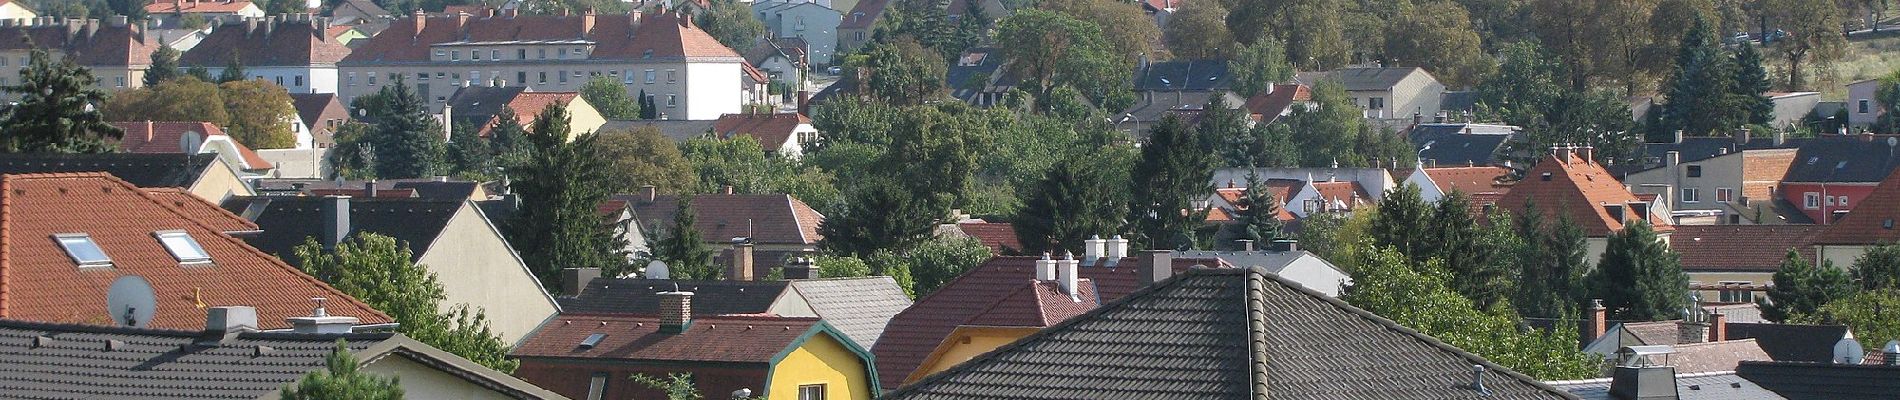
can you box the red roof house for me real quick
[111,121,273,171]
[1494,148,1673,238]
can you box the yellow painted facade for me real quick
[769,332,875,400]
[906,326,1042,385]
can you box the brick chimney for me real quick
[580,8,596,37]
[796,90,811,116]
[1709,312,1727,342]
[1677,320,1709,344]
[1583,299,1606,347]
[411,9,426,36]
[658,289,692,333]
[728,238,754,281]
[1139,250,1172,285]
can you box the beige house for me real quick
[1848,78,1883,128]
[443,86,606,140]
[1295,67,1444,122]
[227,196,562,344]
[1672,224,1823,303]
[0,16,160,98]
[1625,136,1798,225]
[0,0,36,20]
[339,9,745,120]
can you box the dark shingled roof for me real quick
[1409,123,1517,167]
[883,267,1575,399]
[0,153,220,189]
[1737,361,1900,400]
[1134,59,1231,91]
[1638,137,1807,171]
[220,196,462,263]
[1548,371,1785,400]
[560,279,791,316]
[252,178,482,200]
[615,193,824,245]
[1782,136,1900,183]
[1725,323,1852,363]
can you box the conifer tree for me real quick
[144,45,180,86]
[1512,200,1590,320]
[218,55,246,83]
[0,50,121,153]
[1762,249,1853,322]
[1371,183,1432,262]
[1229,171,1285,248]
[1733,41,1775,126]
[347,77,447,179]
[280,340,403,400]
[651,197,716,280]
[1660,16,1741,136]
[1588,220,1690,321]
[1128,115,1215,250]
[1014,157,1128,255]
[504,103,627,288]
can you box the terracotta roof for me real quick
[838,0,888,29]
[710,113,808,150]
[1673,225,1822,272]
[342,11,741,65]
[0,173,390,330]
[1814,165,1900,244]
[511,313,822,363]
[1240,84,1311,122]
[439,4,486,14]
[955,222,1021,254]
[288,93,348,146]
[871,255,1227,389]
[178,19,351,67]
[615,193,823,245]
[0,20,159,67]
[1211,187,1294,221]
[1420,166,1509,195]
[109,121,271,170]
[961,280,1099,328]
[1494,154,1673,237]
[446,87,581,137]
[1309,181,1372,210]
[142,188,258,233]
[144,0,257,13]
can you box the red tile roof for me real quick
[1420,166,1509,195]
[1494,154,1673,237]
[178,19,352,67]
[961,280,1099,328]
[1309,181,1372,210]
[144,0,258,14]
[511,313,821,363]
[142,188,258,233]
[0,173,390,330]
[711,113,808,150]
[1673,225,1822,272]
[615,193,824,245]
[0,20,159,67]
[1815,166,1900,244]
[872,255,1227,389]
[110,121,272,170]
[956,222,1021,254]
[1211,187,1295,221]
[1241,84,1311,122]
[839,0,888,29]
[342,11,740,65]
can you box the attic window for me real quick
[154,231,211,264]
[1885,219,1894,230]
[579,333,606,348]
[643,49,653,59]
[1540,172,1553,181]
[54,234,111,267]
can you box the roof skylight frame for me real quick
[153,230,212,264]
[53,233,112,268]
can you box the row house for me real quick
[181,14,352,94]
[338,9,746,120]
[1777,134,1900,224]
[1623,131,1801,225]
[1494,146,1674,263]
[1294,66,1444,122]
[752,0,840,65]
[1208,167,1395,218]
[146,0,265,29]
[0,16,161,98]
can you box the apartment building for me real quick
[338,9,745,120]
[181,14,352,94]
[0,16,161,98]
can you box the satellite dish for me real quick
[178,130,203,153]
[1888,136,1897,148]
[646,260,670,280]
[105,275,158,328]
[1835,336,1866,364]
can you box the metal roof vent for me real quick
[1468,365,1490,395]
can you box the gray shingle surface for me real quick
[0,153,218,189]
[1736,361,1900,400]
[884,267,1574,399]
[0,320,387,399]
[1548,371,1786,400]
[789,277,912,348]
[558,279,790,315]
[221,196,463,264]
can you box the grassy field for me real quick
[1779,30,1900,100]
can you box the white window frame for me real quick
[54,233,112,267]
[1716,187,1734,203]
[1805,192,1821,209]
[798,384,826,400]
[154,230,211,264]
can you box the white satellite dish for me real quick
[646,260,670,280]
[105,275,158,328]
[178,130,203,153]
[1835,336,1866,364]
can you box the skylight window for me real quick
[154,231,211,264]
[54,234,111,267]
[579,333,606,349]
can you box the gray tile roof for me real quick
[1134,59,1231,91]
[883,267,1575,399]
[1726,323,1851,363]
[788,277,912,348]
[1782,136,1900,182]
[220,196,464,264]
[1296,67,1429,91]
[1548,371,1786,400]
[0,153,220,189]
[1174,250,1313,274]
[1408,123,1518,167]
[1737,361,1900,399]
[598,119,718,142]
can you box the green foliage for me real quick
[1041,0,1159,63]
[1225,0,1349,69]
[1228,39,1294,97]
[811,253,874,278]
[819,176,942,257]
[144,45,180,86]
[1796,289,1900,350]
[186,65,213,82]
[1852,243,1900,291]
[581,75,641,119]
[1225,171,1284,249]
[1014,156,1129,255]
[446,125,495,181]
[1762,0,1845,89]
[1163,0,1234,59]
[218,79,299,149]
[596,126,697,194]
[339,77,446,179]
[696,0,766,52]
[217,56,246,83]
[1127,115,1215,250]
[504,104,628,288]
[293,234,517,373]
[865,39,947,106]
[1876,70,1900,134]
[1762,249,1853,322]
[901,235,992,297]
[630,373,702,400]
[1383,1,1493,88]
[1342,245,1600,380]
[102,76,229,125]
[1371,184,1433,261]
[866,250,918,298]
[1280,81,1412,167]
[328,123,379,180]
[1732,42,1774,126]
[489,108,533,171]
[681,135,841,209]
[1587,220,1689,321]
[280,340,404,400]
[651,197,717,280]
[1659,15,1744,136]
[1511,200,1590,320]
[0,50,121,153]
[995,10,1128,106]
[1293,210,1374,273]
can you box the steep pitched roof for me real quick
[955,222,1021,254]
[960,280,1099,328]
[289,93,349,146]
[1495,153,1673,237]
[1725,323,1851,363]
[787,277,913,348]
[511,314,825,363]
[109,121,271,170]
[1133,59,1230,91]
[1409,123,1517,167]
[1637,137,1806,172]
[872,255,1227,390]
[0,320,386,399]
[0,153,220,189]
[0,173,390,330]
[178,18,352,67]
[143,187,258,233]
[0,19,160,67]
[883,267,1575,399]
[341,11,740,64]
[838,0,888,29]
[710,113,808,150]
[1240,83,1310,122]
[1782,135,1900,183]
[1672,225,1823,271]
[1814,165,1900,244]
[615,193,823,245]
[220,196,462,263]
[252,178,481,200]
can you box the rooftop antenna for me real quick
[106,275,158,328]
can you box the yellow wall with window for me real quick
[907,327,1041,385]
[768,331,874,400]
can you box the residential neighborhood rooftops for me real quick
[0,152,223,190]
[883,267,1574,399]
[341,11,740,64]
[614,193,824,245]
[0,18,159,67]
[1295,67,1430,91]
[1412,166,1510,195]
[1241,83,1311,122]
[1737,360,1900,400]
[144,0,258,14]
[1672,225,1822,271]
[1134,59,1230,91]
[144,187,259,233]
[511,313,827,363]
[1409,123,1517,167]
[710,112,809,150]
[179,16,352,67]
[559,276,910,349]
[1813,164,1900,244]
[1495,152,1672,237]
[1726,323,1853,363]
[1667,339,1775,374]
[110,121,272,171]
[1782,135,1900,183]
[960,279,1098,328]
[953,221,1021,254]
[220,196,464,262]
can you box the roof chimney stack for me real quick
[287,298,359,334]
[411,9,426,36]
[363,180,378,197]
[728,238,754,281]
[784,256,820,279]
[659,288,692,333]
[1584,299,1606,348]
[1709,312,1727,342]
[1035,253,1056,281]
[1082,235,1105,265]
[562,267,601,296]
[1609,364,1677,400]
[1105,235,1128,260]
[641,185,657,202]
[1058,252,1080,298]
[204,306,259,334]
[1139,250,1172,285]
[322,195,351,248]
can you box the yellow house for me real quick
[443,86,607,142]
[511,292,878,400]
[904,278,1103,385]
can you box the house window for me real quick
[518,49,527,59]
[294,75,303,87]
[1716,187,1734,203]
[451,50,460,61]
[491,50,499,59]
[434,49,446,58]
[1840,196,1851,207]
[368,74,377,85]
[645,69,656,84]
[798,384,826,400]
[623,69,634,83]
[348,73,357,86]
[1718,282,1754,303]
[115,77,125,87]
[1804,192,1820,209]
[518,71,528,84]
[471,71,481,84]
[1861,99,1872,114]
[667,94,677,107]
[857,31,865,40]
[558,48,567,59]
[54,233,111,267]
[1686,165,1702,177]
[1368,97,1384,109]
[539,71,548,84]
[666,69,677,83]
[538,48,547,59]
[585,373,607,400]
[154,231,210,264]
[1681,187,1700,203]
[275,76,284,86]
[559,71,569,84]
[1826,195,1836,206]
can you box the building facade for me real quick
[182,15,352,94]
[0,17,160,99]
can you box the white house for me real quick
[181,15,350,94]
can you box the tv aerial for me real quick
[106,275,158,328]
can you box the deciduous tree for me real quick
[865,39,947,106]
[696,0,766,52]
[219,79,298,149]
[1164,1,1235,59]
[995,10,1127,104]
[102,76,229,125]
[1383,1,1494,88]
[580,75,640,119]
[1227,39,1293,97]
[595,126,697,194]
[1763,0,1846,90]
[1851,242,1900,290]
[293,234,517,373]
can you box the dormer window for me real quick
[154,231,210,264]
[54,233,111,267]
[643,49,653,59]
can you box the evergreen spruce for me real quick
[1659,16,1741,136]
[1370,183,1433,262]
[1229,171,1285,248]
[1588,220,1691,321]
[1127,115,1215,250]
[504,103,627,288]
[651,197,717,280]
[352,77,447,179]
[280,340,404,400]
[1014,157,1128,255]
[218,55,246,83]
[1762,249,1853,321]
[144,45,181,86]
[1733,42,1775,126]
[0,50,122,153]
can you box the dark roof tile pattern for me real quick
[1295,67,1429,91]
[1814,164,1900,244]
[0,153,219,189]
[1133,59,1230,91]
[1673,225,1822,271]
[1781,136,1900,183]
[1725,323,1851,363]
[221,196,461,263]
[960,280,1098,327]
[883,267,1574,399]
[1548,371,1786,400]
[510,313,819,363]
[787,277,911,348]
[0,319,389,398]
[710,113,807,150]
[1409,124,1517,167]
[179,19,352,67]
[954,222,1020,255]
[616,193,823,245]
[1737,361,1900,400]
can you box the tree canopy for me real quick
[293,234,517,373]
[280,340,404,400]
[1,50,121,153]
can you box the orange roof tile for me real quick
[141,188,258,233]
[1494,154,1673,237]
[1674,225,1822,271]
[0,173,390,330]
[1309,181,1372,210]
[110,121,272,171]
[710,113,809,150]
[1241,84,1311,122]
[956,222,1021,254]
[1815,166,1900,244]
[1421,166,1509,195]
